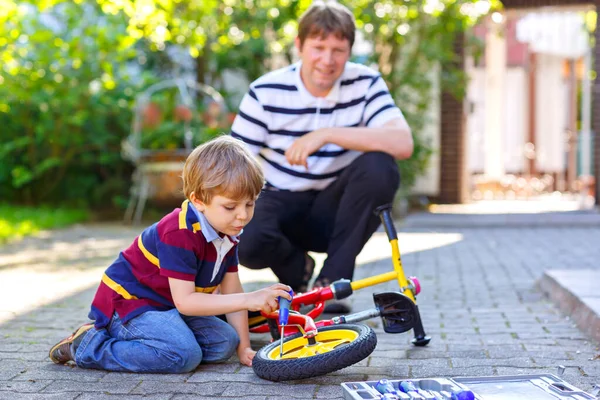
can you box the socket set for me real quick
[342,374,598,400]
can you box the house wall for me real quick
[535,53,569,173]
[466,66,529,174]
[503,68,528,173]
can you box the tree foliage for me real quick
[0,0,496,207]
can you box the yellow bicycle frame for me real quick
[349,237,415,302]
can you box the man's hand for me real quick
[285,130,328,169]
[247,283,292,313]
[238,346,256,367]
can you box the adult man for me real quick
[230,1,413,312]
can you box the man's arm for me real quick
[285,117,413,168]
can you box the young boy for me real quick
[49,136,292,373]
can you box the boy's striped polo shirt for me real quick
[88,200,239,328]
[231,61,406,192]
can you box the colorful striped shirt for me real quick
[231,61,405,191]
[88,200,239,328]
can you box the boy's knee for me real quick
[166,342,203,373]
[216,324,240,363]
[201,322,239,364]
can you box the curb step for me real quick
[536,269,600,344]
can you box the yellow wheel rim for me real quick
[267,328,360,360]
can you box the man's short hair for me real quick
[182,135,264,204]
[298,1,356,48]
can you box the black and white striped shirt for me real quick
[231,61,405,191]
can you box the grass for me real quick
[0,204,89,244]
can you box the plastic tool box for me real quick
[341,374,597,399]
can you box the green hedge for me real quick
[0,204,89,243]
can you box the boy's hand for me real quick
[238,346,256,367]
[247,283,292,313]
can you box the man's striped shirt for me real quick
[88,200,239,328]
[231,61,405,191]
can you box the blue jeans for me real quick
[75,309,239,373]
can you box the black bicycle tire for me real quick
[252,324,377,382]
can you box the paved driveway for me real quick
[1,211,599,399]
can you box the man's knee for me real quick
[350,152,400,194]
[237,229,277,269]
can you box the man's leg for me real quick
[75,309,202,373]
[238,189,316,290]
[304,152,400,282]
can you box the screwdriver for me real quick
[278,290,294,358]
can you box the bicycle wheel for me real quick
[252,324,377,381]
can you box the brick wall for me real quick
[438,34,468,204]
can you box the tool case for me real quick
[341,374,598,399]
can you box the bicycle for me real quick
[250,204,431,381]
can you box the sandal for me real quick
[312,277,331,289]
[294,254,315,293]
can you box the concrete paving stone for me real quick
[531,357,586,368]
[42,380,138,394]
[369,349,408,359]
[489,366,562,376]
[130,380,226,396]
[12,343,58,354]
[0,379,52,392]
[186,371,262,384]
[451,357,534,369]
[523,343,574,353]
[411,366,496,378]
[420,350,489,359]
[374,337,435,350]
[515,350,572,361]
[100,372,192,383]
[173,397,265,400]
[441,332,487,342]
[77,394,174,400]
[220,382,317,398]
[580,363,600,377]
[0,370,18,381]
[0,343,22,352]
[293,374,368,386]
[0,351,48,362]
[314,384,346,399]
[0,393,80,400]
[341,365,398,376]
[13,364,106,382]
[480,333,526,344]
[442,344,498,354]
[373,365,411,378]
[370,357,450,369]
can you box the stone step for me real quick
[537,269,600,344]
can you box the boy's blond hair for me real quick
[182,136,264,204]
